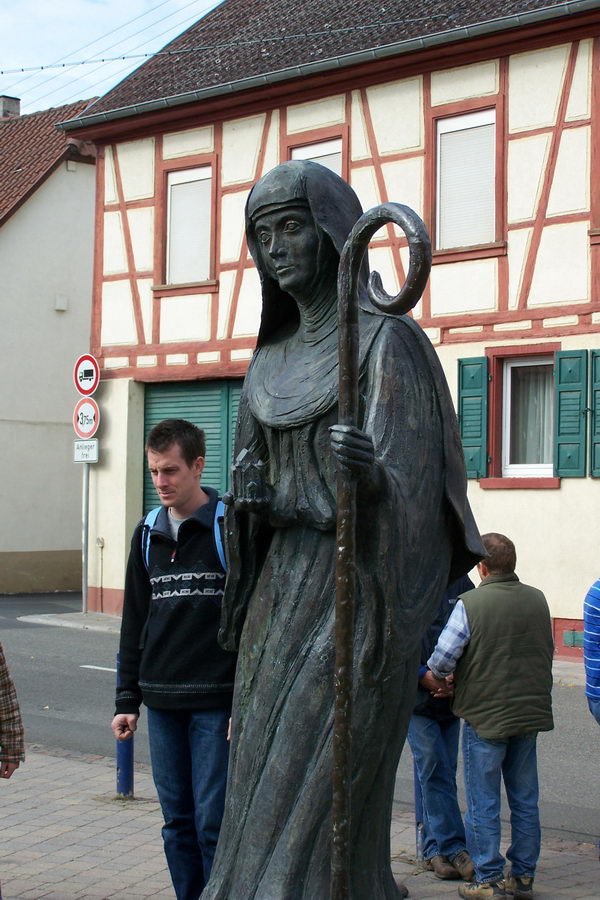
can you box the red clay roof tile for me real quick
[0,99,94,224]
[74,0,576,121]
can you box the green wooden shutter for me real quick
[591,349,600,478]
[457,357,488,479]
[226,383,243,487]
[143,380,243,513]
[554,350,588,477]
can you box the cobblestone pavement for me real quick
[0,743,597,899]
[4,612,595,898]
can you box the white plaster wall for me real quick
[220,190,249,262]
[115,138,155,200]
[366,78,423,153]
[435,336,600,620]
[232,267,261,337]
[127,206,154,272]
[222,114,266,185]
[507,228,532,309]
[87,379,145,593]
[101,280,137,345]
[529,221,589,305]
[0,161,95,552]
[381,156,424,219]
[286,95,345,133]
[566,39,592,121]
[507,134,550,223]
[103,210,127,274]
[431,60,498,105]
[163,125,214,159]
[547,126,590,217]
[159,293,211,343]
[508,45,570,132]
[350,90,370,160]
[430,258,498,316]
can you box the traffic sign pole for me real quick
[82,463,90,615]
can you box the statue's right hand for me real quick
[230,479,271,513]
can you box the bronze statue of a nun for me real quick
[203,161,482,900]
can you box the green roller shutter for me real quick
[554,350,588,477]
[591,349,600,478]
[457,357,488,479]
[143,380,244,513]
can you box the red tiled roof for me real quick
[74,0,578,122]
[0,99,94,225]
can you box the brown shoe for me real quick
[451,849,475,881]
[426,854,461,879]
[458,880,506,898]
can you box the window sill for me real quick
[432,242,506,265]
[479,477,560,490]
[153,280,218,296]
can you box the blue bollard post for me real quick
[414,758,425,861]
[115,652,134,798]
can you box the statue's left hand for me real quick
[329,424,375,475]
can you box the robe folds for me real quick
[202,311,482,900]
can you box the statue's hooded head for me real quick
[246,160,370,346]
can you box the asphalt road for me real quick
[1,594,598,843]
[0,593,151,765]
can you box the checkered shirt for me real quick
[0,643,25,762]
[427,599,471,679]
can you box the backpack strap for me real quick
[141,506,162,572]
[214,499,227,572]
[141,501,227,573]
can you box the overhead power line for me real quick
[0,14,453,77]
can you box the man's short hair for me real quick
[145,419,206,466]
[480,532,516,575]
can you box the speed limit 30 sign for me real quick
[73,397,100,439]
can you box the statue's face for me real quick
[253,204,321,301]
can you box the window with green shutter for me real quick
[143,380,244,513]
[554,350,588,478]
[590,350,600,478]
[457,357,488,479]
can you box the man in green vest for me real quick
[427,532,554,900]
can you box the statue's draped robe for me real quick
[203,311,481,900]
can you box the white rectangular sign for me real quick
[74,439,99,463]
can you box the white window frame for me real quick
[291,138,342,175]
[436,108,496,250]
[502,357,554,478]
[166,165,212,285]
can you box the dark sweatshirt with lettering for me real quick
[115,487,237,715]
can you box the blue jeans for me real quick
[588,696,600,726]
[408,714,466,860]
[147,707,230,900]
[463,722,540,884]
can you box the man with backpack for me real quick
[111,419,237,900]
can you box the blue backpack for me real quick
[141,499,227,572]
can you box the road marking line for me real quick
[80,665,117,672]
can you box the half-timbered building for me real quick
[59,0,600,657]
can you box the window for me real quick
[436,110,495,250]
[291,139,342,176]
[458,350,600,482]
[502,359,553,478]
[166,166,212,284]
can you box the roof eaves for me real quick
[0,147,70,229]
[56,0,600,132]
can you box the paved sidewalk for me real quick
[5,611,594,898]
[0,742,597,900]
